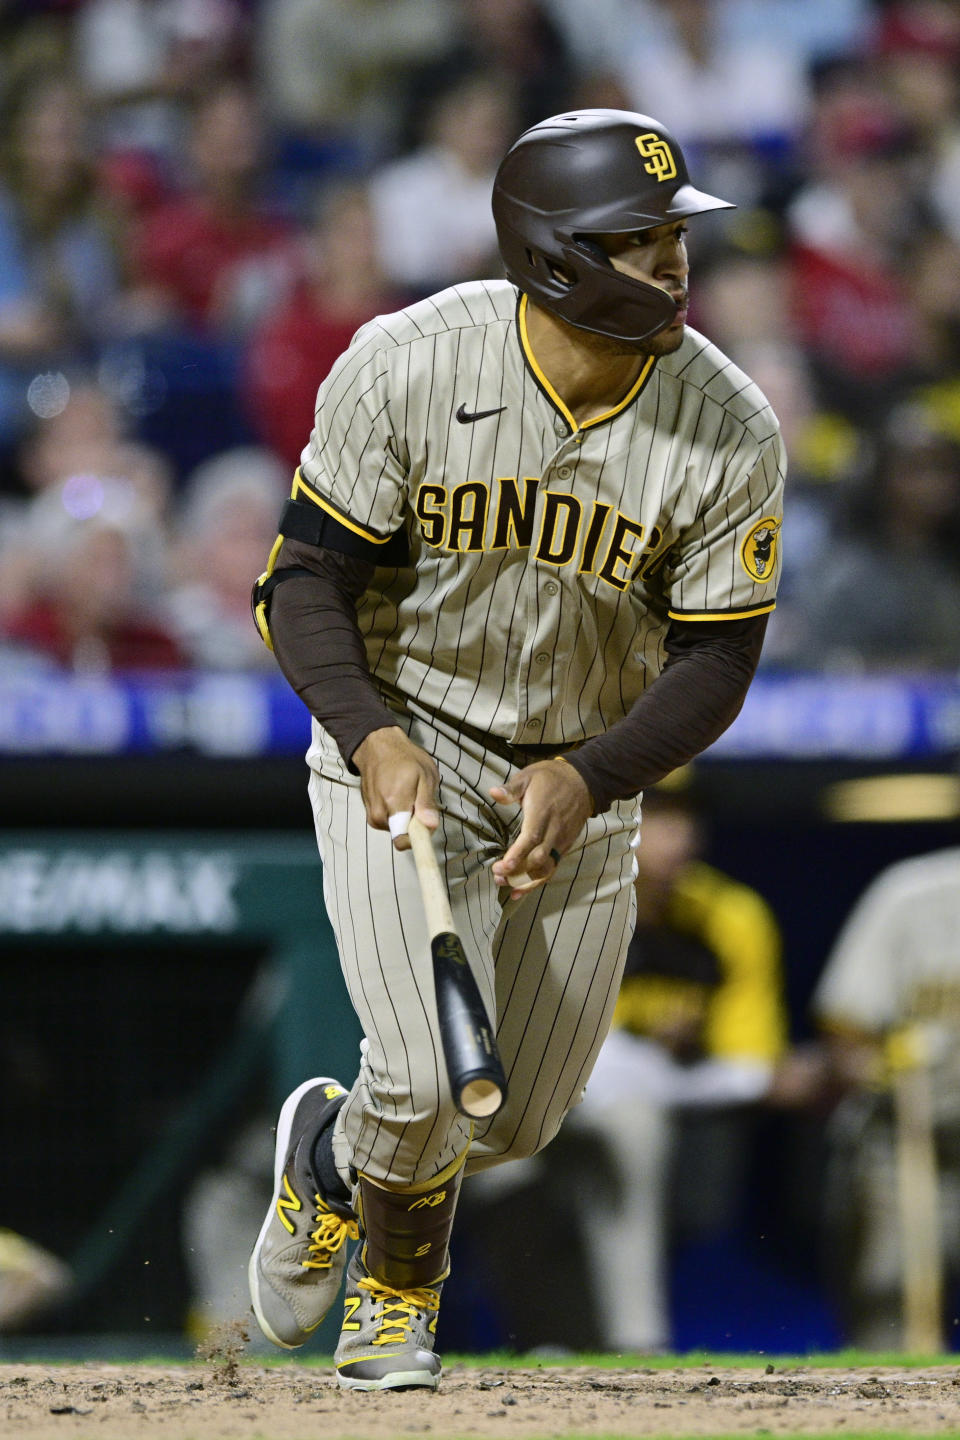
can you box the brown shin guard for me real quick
[357,1152,466,1290]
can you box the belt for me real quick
[456,715,578,770]
[380,687,578,770]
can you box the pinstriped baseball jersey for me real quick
[813,849,960,1035]
[296,278,784,746]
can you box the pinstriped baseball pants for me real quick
[306,700,639,1190]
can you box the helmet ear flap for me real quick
[555,239,678,344]
[500,226,678,345]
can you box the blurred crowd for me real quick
[0,0,959,676]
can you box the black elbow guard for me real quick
[278,497,409,566]
[251,495,409,649]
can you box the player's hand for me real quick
[352,726,440,850]
[489,757,593,898]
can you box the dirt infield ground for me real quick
[4,1358,960,1439]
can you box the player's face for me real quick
[595,220,690,355]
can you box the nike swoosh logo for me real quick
[456,403,506,424]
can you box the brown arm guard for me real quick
[564,614,769,812]
[267,538,398,766]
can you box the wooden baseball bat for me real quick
[891,1028,944,1354]
[408,817,507,1119]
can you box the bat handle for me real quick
[408,816,455,937]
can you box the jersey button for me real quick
[524,718,542,733]
[554,417,566,436]
[535,652,550,665]
[557,465,573,480]
[543,580,559,596]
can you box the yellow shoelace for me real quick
[303,1202,359,1270]
[356,1275,440,1345]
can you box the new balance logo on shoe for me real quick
[277,1174,302,1233]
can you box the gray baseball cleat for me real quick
[248,1077,357,1348]
[334,1250,443,1390]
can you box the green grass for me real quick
[262,1346,959,1370]
[3,1346,958,1369]
[441,1347,958,1368]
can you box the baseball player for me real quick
[247,109,784,1389]
[813,848,960,1347]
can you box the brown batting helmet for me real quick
[492,109,734,346]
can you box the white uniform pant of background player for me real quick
[568,1028,775,1351]
[305,701,638,1190]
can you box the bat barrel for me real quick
[459,1077,504,1118]
[432,931,507,1118]
[409,818,508,1120]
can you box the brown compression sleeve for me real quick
[564,614,769,813]
[267,538,399,766]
